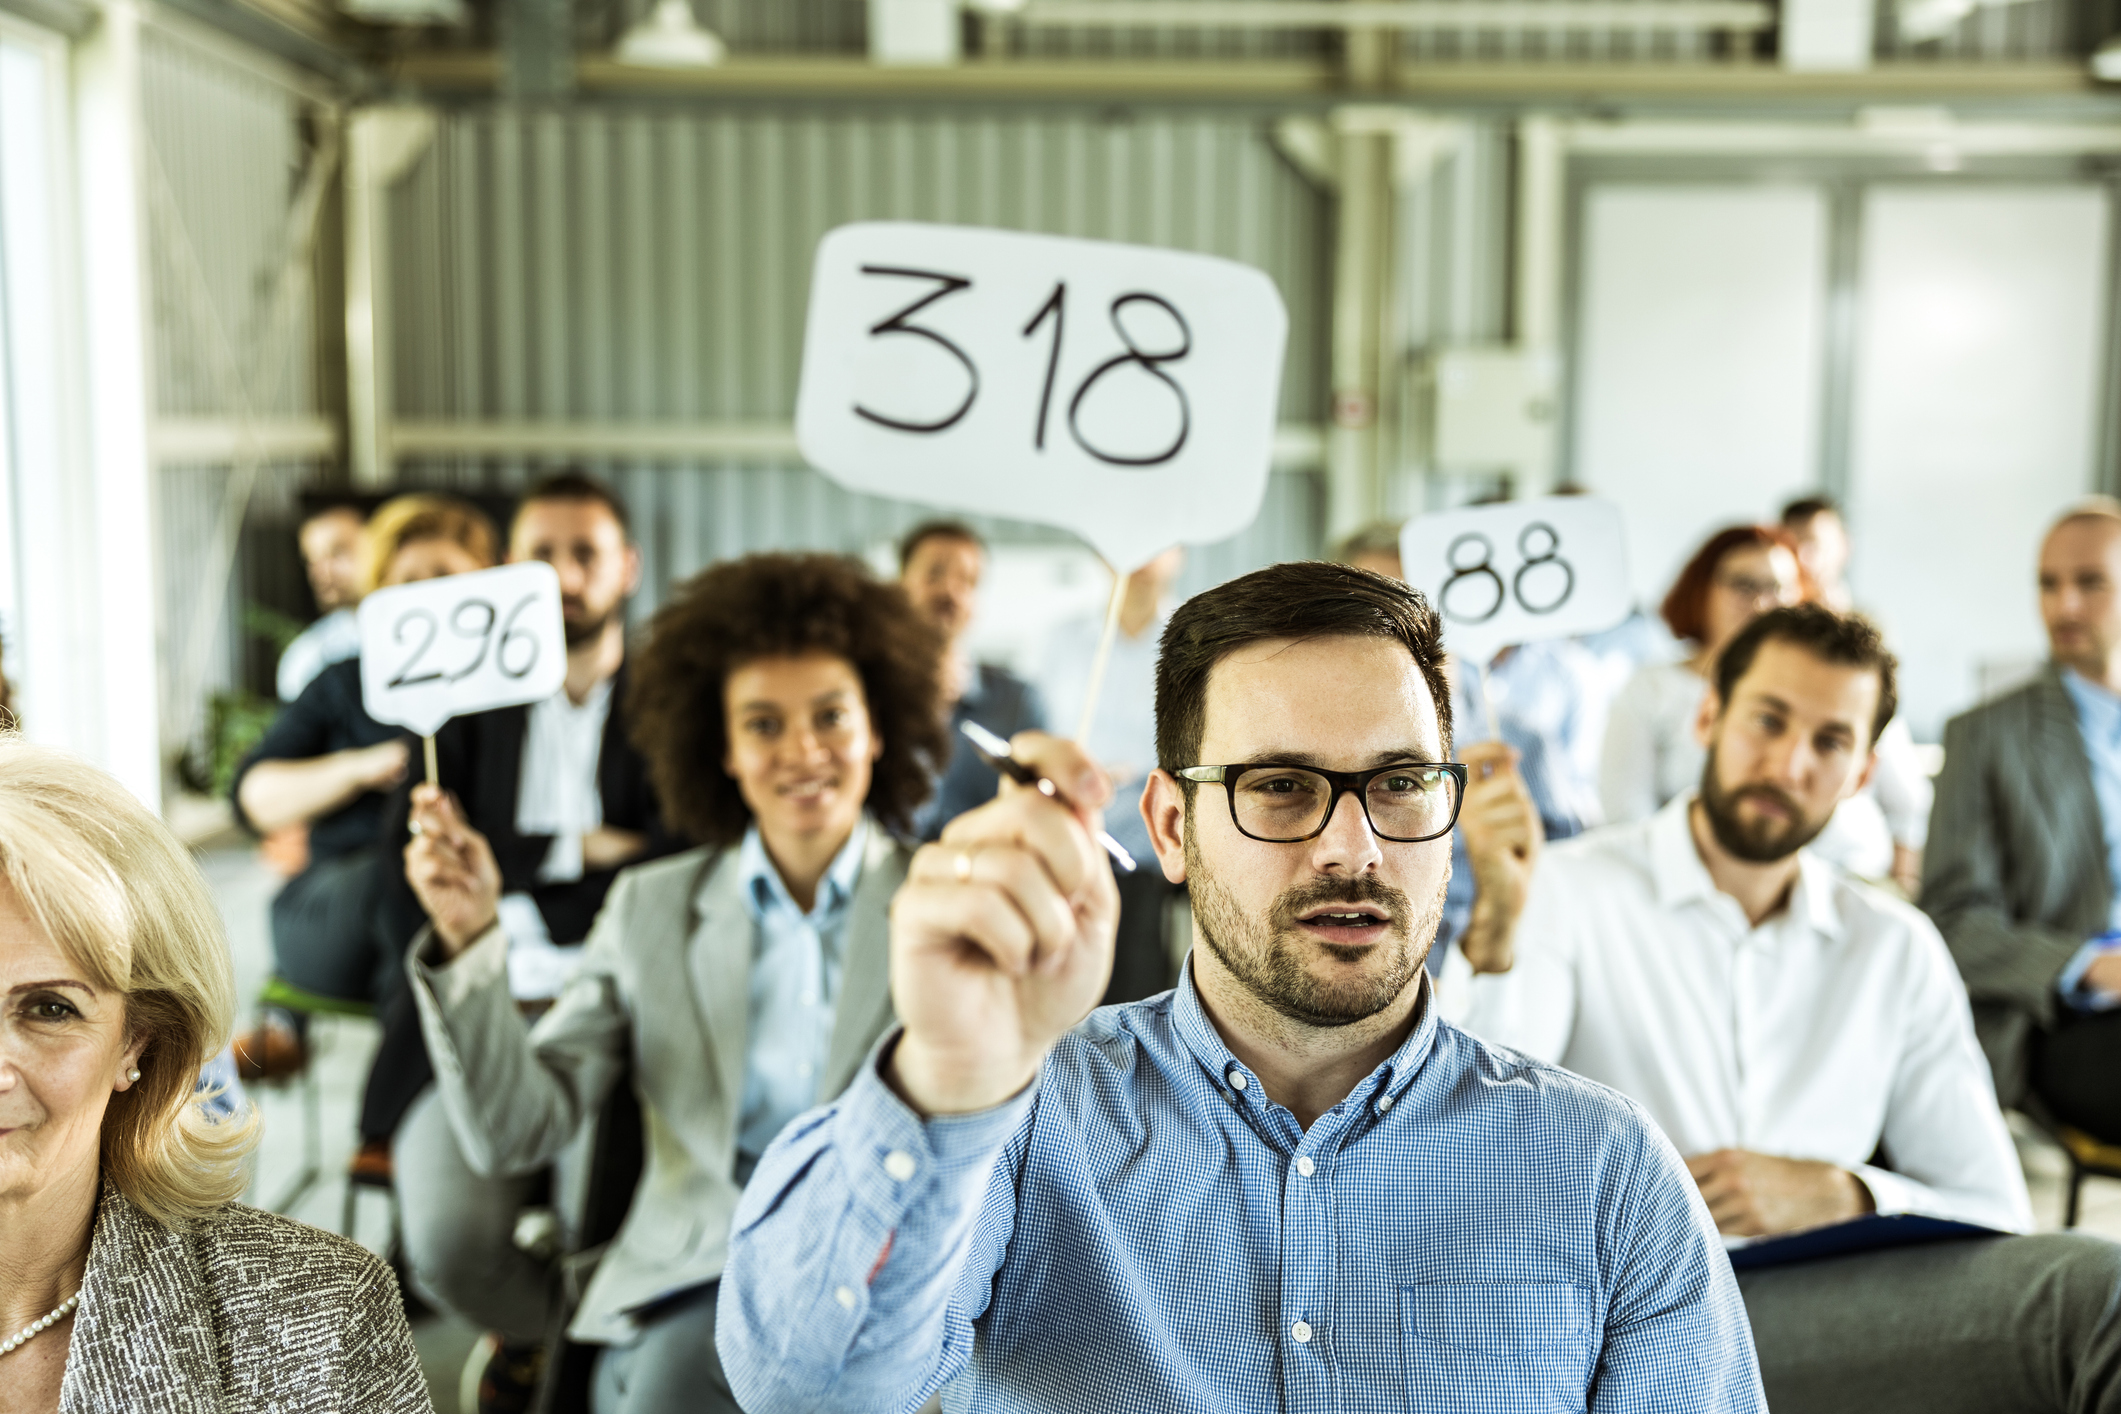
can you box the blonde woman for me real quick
[0,735,430,1413]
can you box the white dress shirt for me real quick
[498,678,615,1000]
[275,607,362,702]
[516,677,614,885]
[1447,794,2031,1234]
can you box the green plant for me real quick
[179,689,279,798]
[243,601,309,656]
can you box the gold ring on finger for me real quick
[954,850,974,883]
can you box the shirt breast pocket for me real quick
[1402,1281,1595,1414]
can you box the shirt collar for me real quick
[2062,668,2121,744]
[1169,954,1439,1113]
[737,815,871,925]
[1647,791,1842,940]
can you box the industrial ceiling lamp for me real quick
[614,0,727,67]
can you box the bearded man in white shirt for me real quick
[1453,603,2121,1414]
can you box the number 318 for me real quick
[852,266,1192,468]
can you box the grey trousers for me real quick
[394,1086,559,1342]
[1737,1233,2121,1414]
[591,1282,739,1414]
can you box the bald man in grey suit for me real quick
[1924,501,2121,1143]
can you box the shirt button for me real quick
[1377,1094,1395,1113]
[1291,1320,1313,1344]
[1295,1155,1315,1178]
[883,1150,917,1181]
[1227,1069,1249,1092]
[835,1285,857,1310]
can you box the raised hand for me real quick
[887,733,1120,1116]
[403,783,504,957]
[1456,739,1542,974]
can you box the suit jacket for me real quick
[916,663,1048,842]
[60,1185,429,1413]
[1921,666,2111,1105]
[380,661,678,951]
[407,828,907,1344]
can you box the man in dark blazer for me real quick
[1924,500,2121,1143]
[898,519,1048,841]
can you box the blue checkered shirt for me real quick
[717,966,1764,1413]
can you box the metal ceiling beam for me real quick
[1014,0,1770,26]
[383,52,2102,102]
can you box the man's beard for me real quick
[562,599,617,648]
[1185,827,1441,1029]
[1697,745,1831,864]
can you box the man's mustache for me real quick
[1729,783,1802,819]
[1271,874,1411,931]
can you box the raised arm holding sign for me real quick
[1399,497,1632,973]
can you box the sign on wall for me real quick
[358,562,566,738]
[1400,497,1632,666]
[796,221,1288,572]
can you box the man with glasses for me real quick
[1456,604,2121,1414]
[715,560,1763,1412]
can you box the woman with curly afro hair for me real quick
[394,552,947,1414]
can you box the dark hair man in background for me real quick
[1926,499,2121,1153]
[370,470,679,1409]
[277,500,370,703]
[1781,495,1854,614]
[1460,604,2121,1414]
[898,519,1047,841]
[716,560,1764,1414]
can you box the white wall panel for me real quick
[1847,184,2109,738]
[1571,184,1829,606]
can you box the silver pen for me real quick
[958,719,1138,872]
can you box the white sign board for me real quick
[358,562,566,737]
[796,221,1288,572]
[1400,497,1631,666]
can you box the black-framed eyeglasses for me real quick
[1175,761,1468,844]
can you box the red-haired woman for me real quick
[1598,524,1812,824]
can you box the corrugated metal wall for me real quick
[386,103,1330,618]
[140,19,329,749]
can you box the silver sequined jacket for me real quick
[57,1185,432,1413]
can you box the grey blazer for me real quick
[409,826,907,1344]
[1921,667,2111,1106]
[60,1185,429,1413]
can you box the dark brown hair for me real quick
[516,468,632,541]
[1155,561,1453,775]
[626,553,948,844]
[898,518,984,571]
[1713,603,1898,746]
[1660,524,1816,646]
[1780,494,1840,527]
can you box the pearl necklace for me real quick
[0,1293,79,1358]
